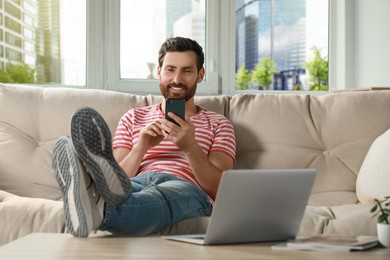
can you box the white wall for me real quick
[331,0,390,90]
[354,0,390,88]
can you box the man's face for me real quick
[158,51,204,101]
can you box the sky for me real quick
[306,0,329,58]
[120,0,165,79]
[60,0,86,85]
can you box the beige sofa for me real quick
[1,84,389,245]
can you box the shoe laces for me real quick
[86,176,102,205]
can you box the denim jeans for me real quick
[99,172,212,235]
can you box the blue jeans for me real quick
[99,172,212,235]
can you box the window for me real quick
[59,0,86,85]
[5,1,21,19]
[5,32,22,47]
[23,27,34,40]
[104,0,328,94]
[24,40,34,52]
[2,0,334,94]
[10,0,21,5]
[5,16,21,33]
[110,0,218,94]
[23,1,36,15]
[235,0,329,92]
[0,0,86,85]
[120,0,206,80]
[24,54,35,66]
[6,47,22,61]
[23,14,34,26]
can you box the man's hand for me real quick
[137,121,165,150]
[113,120,164,178]
[161,112,233,200]
[161,112,197,151]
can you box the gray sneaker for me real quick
[52,136,104,237]
[70,107,132,206]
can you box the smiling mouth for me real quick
[168,83,186,93]
[170,86,184,92]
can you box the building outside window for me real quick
[0,0,86,85]
[235,0,328,91]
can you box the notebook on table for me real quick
[162,168,317,245]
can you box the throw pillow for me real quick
[357,128,390,204]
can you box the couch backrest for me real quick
[1,84,390,206]
[229,92,390,205]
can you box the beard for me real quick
[160,81,197,101]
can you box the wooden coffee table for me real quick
[0,233,389,259]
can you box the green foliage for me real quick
[235,46,327,91]
[235,65,252,90]
[370,197,390,224]
[304,47,328,91]
[292,83,302,91]
[252,56,276,90]
[0,62,36,83]
[0,70,13,83]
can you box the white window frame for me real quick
[221,0,353,94]
[5,0,353,94]
[87,0,219,95]
[87,0,345,95]
[328,0,355,91]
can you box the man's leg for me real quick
[57,108,210,236]
[100,172,212,236]
[70,107,132,206]
[52,136,104,237]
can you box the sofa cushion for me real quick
[356,128,390,203]
[299,204,376,237]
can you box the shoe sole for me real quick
[70,107,132,205]
[52,137,92,237]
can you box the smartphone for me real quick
[165,98,185,126]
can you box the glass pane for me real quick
[120,0,206,80]
[236,0,329,91]
[0,0,86,85]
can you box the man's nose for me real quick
[173,72,184,84]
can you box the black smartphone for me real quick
[165,98,185,126]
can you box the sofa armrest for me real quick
[0,190,64,245]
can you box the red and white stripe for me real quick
[113,104,236,186]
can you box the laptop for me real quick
[162,168,317,245]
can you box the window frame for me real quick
[222,0,352,94]
[8,0,351,95]
[227,0,333,95]
[87,0,343,95]
[87,0,219,95]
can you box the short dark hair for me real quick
[158,37,204,71]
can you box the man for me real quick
[52,37,236,237]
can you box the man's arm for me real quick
[161,113,234,200]
[185,148,234,200]
[113,120,164,178]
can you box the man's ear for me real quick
[197,67,205,83]
[157,66,161,79]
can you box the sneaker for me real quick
[52,136,104,237]
[70,107,132,206]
